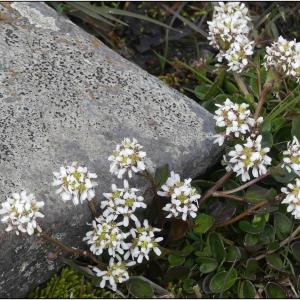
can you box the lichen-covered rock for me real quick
[0,2,221,297]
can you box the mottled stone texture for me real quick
[0,2,222,298]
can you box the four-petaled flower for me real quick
[108,138,146,179]
[283,136,300,173]
[52,162,98,206]
[0,191,44,236]
[281,178,300,219]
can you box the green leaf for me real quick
[291,116,300,140]
[194,84,211,101]
[208,232,225,264]
[259,224,275,245]
[204,69,225,99]
[226,246,241,262]
[164,266,189,283]
[244,233,258,246]
[224,80,239,94]
[274,212,292,240]
[245,259,260,279]
[168,255,185,266]
[261,131,273,148]
[154,164,169,187]
[270,165,297,184]
[266,254,284,271]
[196,257,218,274]
[238,280,256,298]
[193,213,214,235]
[209,269,238,293]
[127,277,154,298]
[265,282,286,298]
[291,241,300,262]
[244,185,275,203]
[250,76,259,98]
[239,218,266,234]
[183,278,196,294]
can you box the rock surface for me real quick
[0,2,222,297]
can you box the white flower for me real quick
[224,35,254,73]
[207,2,254,71]
[264,36,300,82]
[124,219,163,264]
[163,182,200,221]
[157,171,182,197]
[208,2,251,51]
[225,135,272,182]
[213,98,260,145]
[93,256,135,291]
[281,178,300,219]
[108,138,146,179]
[0,191,44,236]
[52,162,98,206]
[102,180,146,227]
[83,216,130,257]
[283,136,300,173]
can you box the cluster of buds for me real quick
[52,162,98,206]
[213,98,263,146]
[264,36,300,82]
[207,2,254,72]
[224,135,272,182]
[108,138,146,179]
[101,180,146,227]
[158,171,201,221]
[0,191,44,236]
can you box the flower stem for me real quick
[221,171,270,195]
[213,199,269,229]
[198,171,233,206]
[38,232,106,268]
[212,191,244,202]
[254,82,273,120]
[233,73,250,96]
[88,198,98,219]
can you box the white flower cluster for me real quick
[281,178,300,219]
[213,98,263,146]
[157,171,201,221]
[52,162,98,206]
[0,191,44,236]
[124,220,163,263]
[224,135,272,182]
[83,217,130,257]
[207,2,254,72]
[108,138,146,179]
[264,36,300,82]
[283,136,300,173]
[102,180,146,227]
[93,256,135,291]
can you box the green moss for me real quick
[27,267,117,299]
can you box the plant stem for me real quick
[39,232,106,268]
[212,191,244,202]
[221,171,270,195]
[213,200,269,229]
[139,169,157,193]
[233,73,250,96]
[254,224,300,261]
[198,171,233,206]
[254,82,273,119]
[87,198,98,219]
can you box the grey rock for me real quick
[0,2,222,298]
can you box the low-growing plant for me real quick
[2,1,300,298]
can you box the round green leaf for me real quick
[226,246,241,262]
[239,218,266,234]
[196,257,218,274]
[127,277,154,298]
[209,269,237,293]
[238,280,256,298]
[291,241,300,262]
[266,254,284,271]
[193,213,214,234]
[265,282,286,298]
[208,232,225,263]
[274,212,292,239]
[168,254,185,266]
